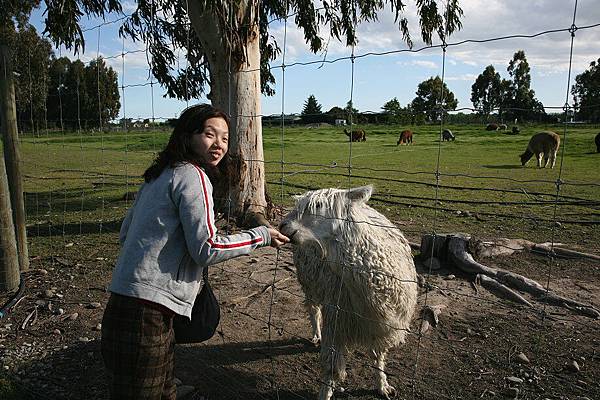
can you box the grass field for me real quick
[16,122,600,248]
[1,122,599,399]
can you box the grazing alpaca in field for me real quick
[486,123,499,131]
[344,128,366,142]
[595,132,600,153]
[520,131,561,168]
[397,129,413,145]
[279,186,417,400]
[442,129,455,141]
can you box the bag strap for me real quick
[202,266,209,282]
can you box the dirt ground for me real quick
[0,224,599,400]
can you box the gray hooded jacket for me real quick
[109,162,270,318]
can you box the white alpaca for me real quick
[279,186,417,400]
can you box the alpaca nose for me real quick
[278,220,287,232]
[278,220,293,236]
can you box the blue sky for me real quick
[30,0,600,121]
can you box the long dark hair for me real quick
[143,104,231,182]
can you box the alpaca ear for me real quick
[346,185,373,203]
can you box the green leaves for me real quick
[32,0,464,105]
[301,95,324,124]
[45,56,120,129]
[471,65,502,116]
[43,0,122,54]
[411,76,458,122]
[572,58,600,123]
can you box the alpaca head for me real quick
[279,186,373,256]
[520,150,533,166]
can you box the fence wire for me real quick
[4,1,600,400]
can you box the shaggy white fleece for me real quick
[280,186,417,400]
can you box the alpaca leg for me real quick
[543,154,549,168]
[318,314,347,400]
[374,350,396,399]
[550,151,557,168]
[536,153,543,168]
[305,301,322,345]
[318,341,347,400]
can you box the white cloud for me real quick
[43,0,600,115]
[461,60,478,67]
[445,73,478,81]
[446,0,600,73]
[395,59,439,69]
[121,1,138,14]
[412,60,439,69]
[265,1,600,112]
[271,1,600,72]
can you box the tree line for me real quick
[8,26,120,131]
[300,50,600,125]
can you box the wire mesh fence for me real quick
[1,1,599,399]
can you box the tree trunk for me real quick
[0,153,19,292]
[0,44,29,272]
[188,2,270,228]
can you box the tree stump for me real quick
[419,233,599,319]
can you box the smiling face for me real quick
[190,117,229,167]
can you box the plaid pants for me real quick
[101,293,176,400]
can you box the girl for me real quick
[101,104,289,399]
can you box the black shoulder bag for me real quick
[173,267,220,344]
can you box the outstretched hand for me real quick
[268,228,290,249]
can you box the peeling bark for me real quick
[188,1,269,228]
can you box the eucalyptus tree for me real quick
[411,76,458,122]
[572,58,600,123]
[1,0,45,276]
[382,97,401,124]
[84,58,121,127]
[506,50,544,122]
[470,65,502,119]
[10,25,54,132]
[34,0,463,225]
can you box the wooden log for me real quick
[495,271,546,297]
[477,275,533,307]
[420,234,450,261]
[532,244,600,261]
[469,238,532,258]
[468,237,599,261]
[497,270,599,318]
[447,235,499,277]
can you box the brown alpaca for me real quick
[397,130,413,145]
[344,128,366,142]
[520,131,560,169]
